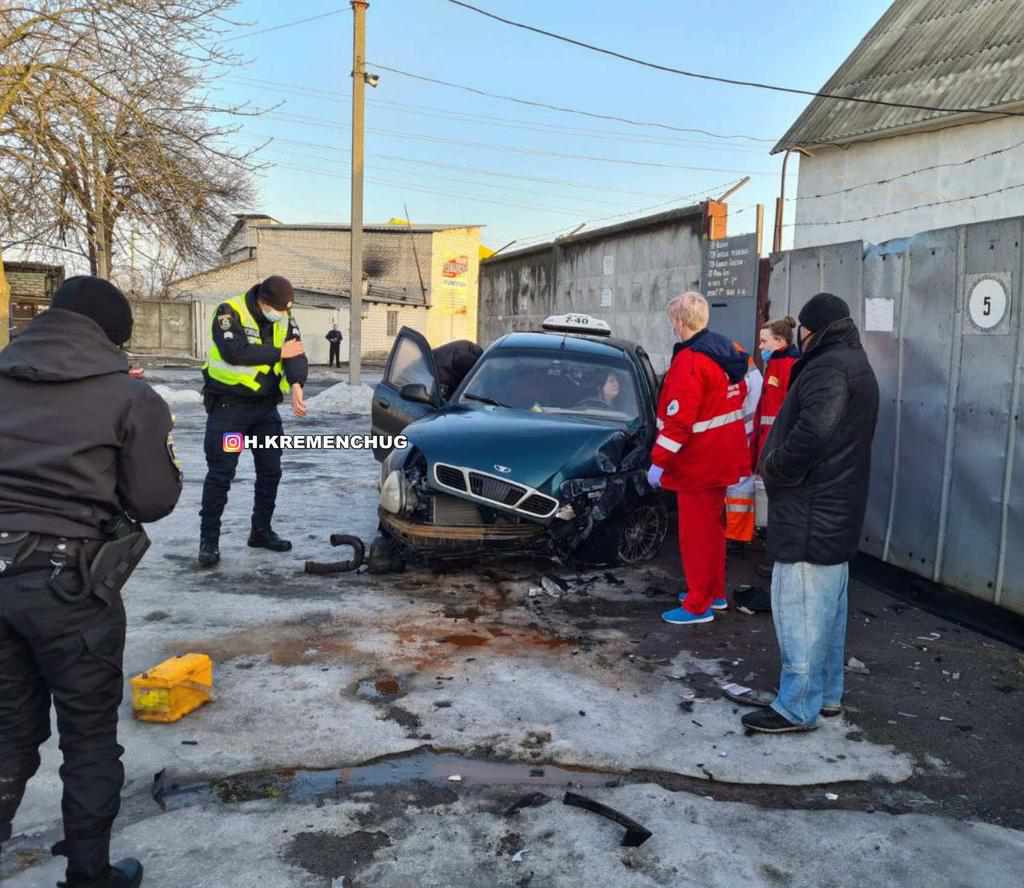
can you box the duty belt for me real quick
[0,531,103,602]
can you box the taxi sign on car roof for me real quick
[541,313,612,337]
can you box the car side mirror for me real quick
[400,382,435,406]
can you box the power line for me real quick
[257,147,640,210]
[257,158,737,235]
[365,62,774,143]
[222,8,348,43]
[447,0,1024,121]
[262,110,773,174]
[240,131,743,200]
[789,180,1024,228]
[224,75,766,153]
[790,134,1024,203]
[267,162,599,216]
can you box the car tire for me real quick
[367,533,406,574]
[576,497,669,566]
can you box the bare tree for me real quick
[1,1,268,279]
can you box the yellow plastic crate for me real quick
[130,654,213,723]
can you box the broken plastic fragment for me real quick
[563,792,652,847]
[541,576,565,598]
[511,850,529,863]
[825,793,839,801]
[845,657,870,675]
[448,775,463,783]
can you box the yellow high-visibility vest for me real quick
[203,294,291,395]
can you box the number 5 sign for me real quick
[966,274,1012,334]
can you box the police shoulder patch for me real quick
[166,431,183,475]
[666,399,680,416]
[219,315,232,331]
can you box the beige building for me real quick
[169,215,483,361]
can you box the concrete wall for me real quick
[793,116,1024,249]
[480,210,705,373]
[127,300,194,356]
[254,226,435,303]
[168,257,258,304]
[769,216,1024,617]
[362,304,429,360]
[427,227,480,346]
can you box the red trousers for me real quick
[676,487,727,614]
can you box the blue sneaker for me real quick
[679,594,729,611]
[661,607,714,625]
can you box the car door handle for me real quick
[377,398,390,409]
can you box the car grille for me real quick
[519,494,555,516]
[433,462,559,519]
[468,472,526,506]
[435,464,467,491]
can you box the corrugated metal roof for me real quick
[773,0,1024,153]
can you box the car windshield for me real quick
[459,352,641,422]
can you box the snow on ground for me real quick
[7,372,1021,887]
[8,784,1024,888]
[305,381,375,414]
[151,383,203,405]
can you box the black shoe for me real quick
[742,708,816,734]
[110,859,143,888]
[821,704,843,718]
[248,528,292,552]
[58,858,143,888]
[197,540,220,568]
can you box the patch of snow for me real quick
[305,381,374,414]
[151,384,203,405]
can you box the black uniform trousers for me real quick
[199,397,284,541]
[0,566,126,882]
[329,342,341,367]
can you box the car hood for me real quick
[405,407,639,494]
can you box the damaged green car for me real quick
[369,315,671,570]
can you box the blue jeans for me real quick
[770,561,849,726]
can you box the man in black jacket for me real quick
[432,339,482,400]
[326,324,343,368]
[198,276,308,567]
[743,293,879,734]
[0,277,182,887]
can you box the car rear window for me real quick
[459,352,641,422]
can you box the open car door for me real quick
[371,326,441,461]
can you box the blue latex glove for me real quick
[647,464,664,489]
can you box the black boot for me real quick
[58,858,144,888]
[197,539,220,568]
[247,527,291,552]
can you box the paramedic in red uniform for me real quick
[752,316,799,471]
[647,292,751,626]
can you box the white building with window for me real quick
[169,215,483,361]
[777,0,1024,249]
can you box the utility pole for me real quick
[349,0,369,386]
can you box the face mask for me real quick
[760,349,774,365]
[262,306,285,323]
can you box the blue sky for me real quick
[214,0,893,250]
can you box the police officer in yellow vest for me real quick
[198,276,308,567]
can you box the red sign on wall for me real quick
[443,255,469,279]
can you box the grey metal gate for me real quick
[768,217,1024,616]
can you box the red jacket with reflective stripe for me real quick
[752,348,799,470]
[651,334,750,492]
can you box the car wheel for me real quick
[577,498,669,566]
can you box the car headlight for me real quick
[380,470,405,515]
